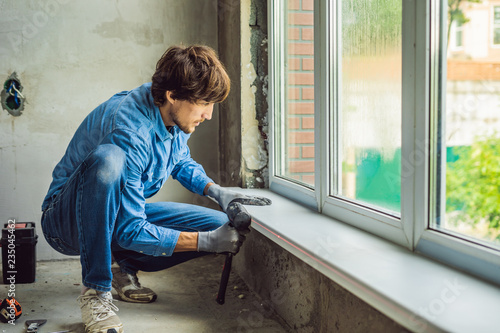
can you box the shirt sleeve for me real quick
[171,140,214,196]
[101,128,181,257]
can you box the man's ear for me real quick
[165,91,176,104]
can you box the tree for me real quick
[446,133,500,238]
[447,0,482,48]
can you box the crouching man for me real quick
[41,45,271,333]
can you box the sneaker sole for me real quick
[112,281,157,304]
[85,323,124,333]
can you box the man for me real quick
[41,45,271,333]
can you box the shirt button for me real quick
[162,253,167,256]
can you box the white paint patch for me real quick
[242,125,267,170]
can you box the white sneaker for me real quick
[78,289,124,333]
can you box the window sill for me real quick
[236,188,500,333]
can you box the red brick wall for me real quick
[286,0,315,185]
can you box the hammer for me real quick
[216,201,252,305]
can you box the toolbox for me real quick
[1,222,38,284]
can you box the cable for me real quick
[6,82,22,107]
[10,82,24,99]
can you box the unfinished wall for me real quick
[241,0,270,188]
[218,0,243,187]
[234,231,410,333]
[218,0,269,188]
[0,0,220,260]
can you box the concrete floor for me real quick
[0,255,287,333]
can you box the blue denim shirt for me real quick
[42,83,214,256]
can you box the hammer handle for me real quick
[216,253,233,304]
[216,201,251,305]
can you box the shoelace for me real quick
[84,292,119,321]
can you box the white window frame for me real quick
[492,5,500,47]
[449,20,464,50]
[268,0,500,286]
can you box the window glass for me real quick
[494,6,500,45]
[279,0,315,187]
[455,21,463,48]
[432,1,500,247]
[335,0,402,213]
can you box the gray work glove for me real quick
[206,184,272,212]
[198,222,245,254]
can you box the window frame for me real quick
[449,20,464,50]
[417,0,500,284]
[269,0,319,211]
[492,5,500,47]
[268,0,500,286]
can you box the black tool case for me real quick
[1,222,38,284]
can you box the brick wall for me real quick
[447,60,500,81]
[286,0,315,186]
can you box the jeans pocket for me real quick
[44,234,80,256]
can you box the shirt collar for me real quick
[148,88,175,142]
[153,107,172,141]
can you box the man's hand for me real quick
[206,184,272,212]
[197,222,245,254]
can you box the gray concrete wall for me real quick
[218,0,243,187]
[0,0,220,260]
[234,231,410,332]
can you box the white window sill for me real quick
[236,188,500,333]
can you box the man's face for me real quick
[169,99,214,134]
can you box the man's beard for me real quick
[170,110,193,134]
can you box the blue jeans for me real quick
[41,144,227,292]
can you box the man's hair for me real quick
[151,45,230,106]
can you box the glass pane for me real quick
[494,6,500,24]
[280,0,315,187]
[432,2,500,248]
[336,0,402,213]
[494,7,500,45]
[456,30,463,47]
[494,28,500,45]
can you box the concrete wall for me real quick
[240,0,270,188]
[0,0,220,260]
[234,231,409,333]
[217,0,270,188]
[218,0,243,187]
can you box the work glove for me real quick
[206,184,272,212]
[198,222,246,254]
